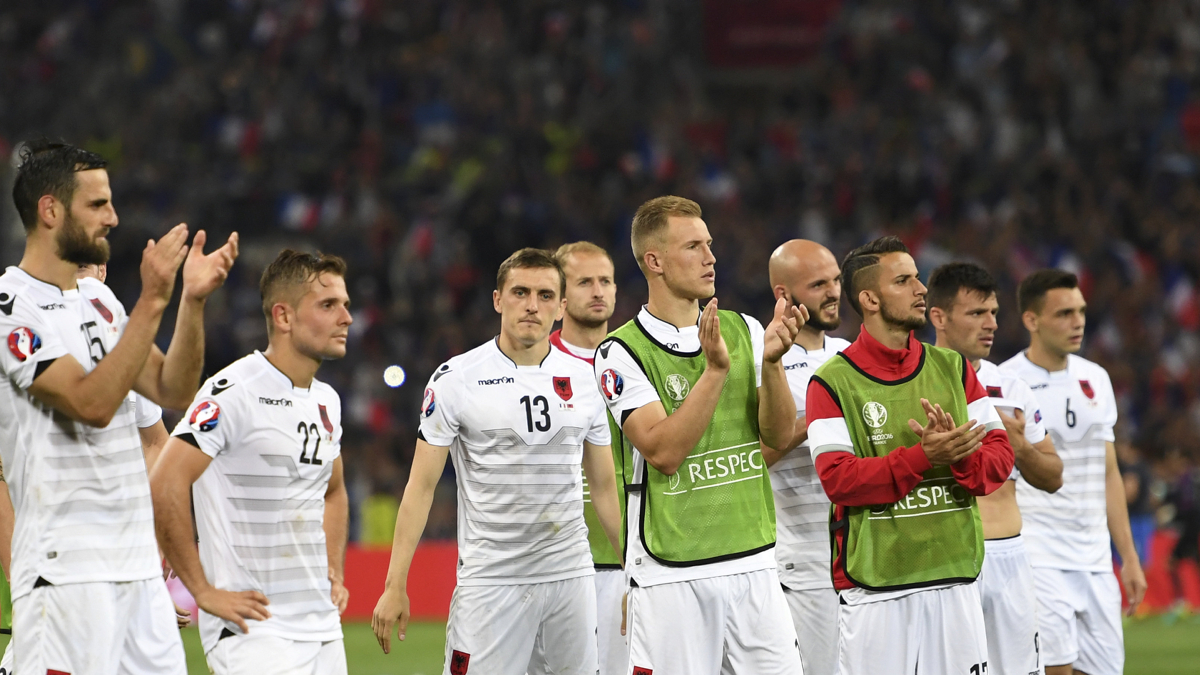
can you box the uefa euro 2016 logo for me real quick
[862,401,888,429]
[665,374,691,402]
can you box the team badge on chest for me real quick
[1079,380,1095,399]
[553,376,573,401]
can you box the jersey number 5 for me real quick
[298,422,323,465]
[520,395,551,433]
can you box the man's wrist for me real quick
[134,294,171,315]
[179,291,208,307]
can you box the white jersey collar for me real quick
[6,265,74,296]
[490,336,554,370]
[252,350,313,396]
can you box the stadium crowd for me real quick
[1,0,1199,574]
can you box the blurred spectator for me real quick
[3,1,1200,543]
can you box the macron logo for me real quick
[258,396,293,407]
[784,362,809,371]
[477,377,515,386]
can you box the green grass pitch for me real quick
[2,618,1198,673]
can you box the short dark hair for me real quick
[260,249,348,333]
[1018,269,1078,315]
[927,262,998,311]
[496,248,564,297]
[12,139,108,233]
[841,235,910,316]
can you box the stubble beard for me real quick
[57,210,110,266]
[881,301,926,333]
[801,300,842,332]
[565,305,611,330]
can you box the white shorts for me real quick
[12,577,186,675]
[206,634,346,675]
[625,568,803,675]
[782,585,839,675]
[595,569,628,675]
[839,583,987,675]
[1031,568,1123,675]
[447,575,597,675]
[980,536,1043,675]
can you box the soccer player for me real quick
[761,239,849,675]
[999,270,1147,675]
[805,236,1014,675]
[372,248,622,675]
[550,241,626,675]
[0,139,237,674]
[927,262,1064,675]
[151,250,353,674]
[593,196,805,675]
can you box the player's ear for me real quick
[37,194,62,230]
[643,250,663,276]
[1021,310,1037,333]
[556,297,565,322]
[492,289,502,314]
[772,284,788,302]
[928,306,946,330]
[271,303,291,335]
[858,289,879,314]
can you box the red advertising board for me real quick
[704,0,842,68]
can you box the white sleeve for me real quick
[741,313,765,387]
[134,393,164,429]
[594,340,663,430]
[418,364,460,447]
[172,393,235,458]
[586,400,612,445]
[1009,378,1046,444]
[0,294,70,390]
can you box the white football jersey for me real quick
[975,359,1047,480]
[593,306,773,588]
[999,352,1117,571]
[172,352,343,652]
[0,267,160,600]
[770,336,849,591]
[132,392,163,429]
[420,339,610,586]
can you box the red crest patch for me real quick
[319,404,334,433]
[633,668,653,675]
[89,298,113,323]
[553,376,573,401]
[450,650,470,675]
[986,386,1003,398]
[48,670,73,675]
[1079,380,1095,400]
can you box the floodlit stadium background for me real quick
[3,1,1200,671]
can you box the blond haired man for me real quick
[594,196,806,675]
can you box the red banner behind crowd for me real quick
[704,0,842,68]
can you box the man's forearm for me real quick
[155,297,207,408]
[382,489,437,591]
[0,481,13,581]
[763,415,807,467]
[637,366,728,474]
[1015,437,1063,493]
[587,471,623,561]
[757,360,796,451]
[153,476,211,596]
[325,486,349,582]
[1106,461,1139,562]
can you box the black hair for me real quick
[927,262,998,311]
[1018,269,1078,315]
[841,235,910,316]
[11,139,108,233]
